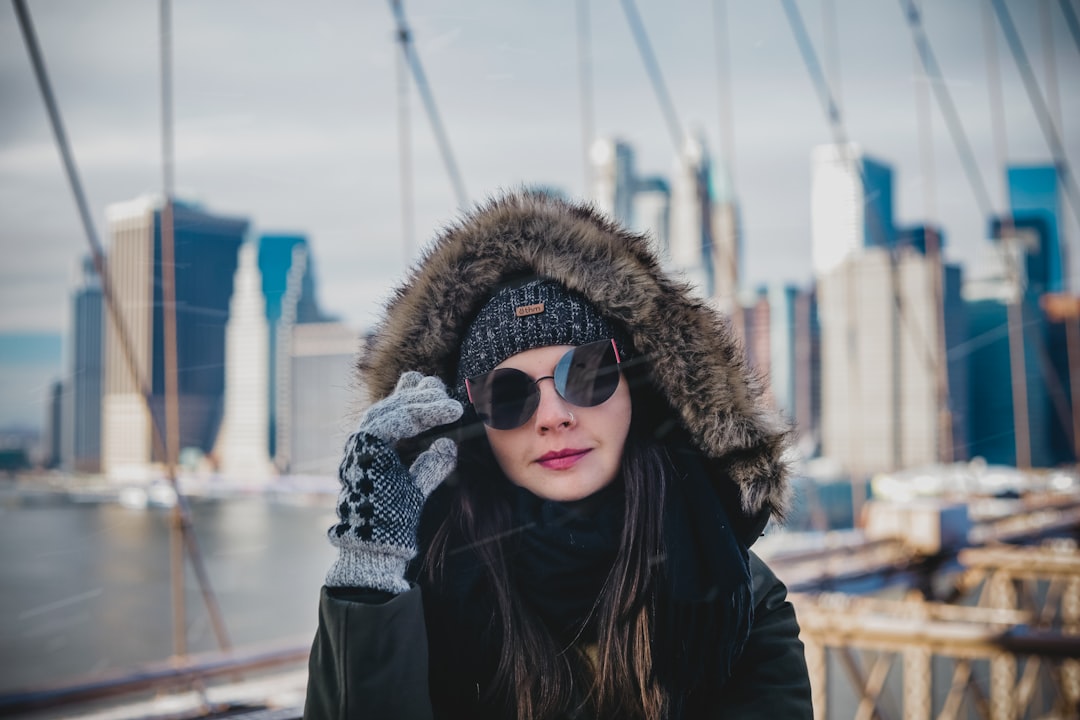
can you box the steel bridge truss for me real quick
[794,541,1080,720]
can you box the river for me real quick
[0,490,336,694]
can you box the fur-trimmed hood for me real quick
[360,191,792,525]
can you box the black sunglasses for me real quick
[465,339,623,430]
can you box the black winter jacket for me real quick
[304,552,811,719]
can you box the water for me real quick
[0,492,336,694]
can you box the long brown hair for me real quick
[423,374,675,720]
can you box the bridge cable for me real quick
[158,0,233,657]
[898,0,995,217]
[13,0,174,473]
[14,0,233,654]
[908,0,953,463]
[983,1,1033,469]
[618,0,685,154]
[1058,0,1080,58]
[388,0,469,210]
[1041,0,1080,461]
[990,0,1080,231]
[576,0,596,194]
[986,2,1077,465]
[711,0,745,342]
[393,0,415,262]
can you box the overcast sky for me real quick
[1,0,1077,337]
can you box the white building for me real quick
[101,197,156,481]
[819,247,956,474]
[282,322,358,476]
[811,143,895,277]
[589,138,635,225]
[669,134,712,296]
[216,242,275,482]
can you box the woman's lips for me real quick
[536,448,590,470]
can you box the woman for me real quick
[305,191,812,719]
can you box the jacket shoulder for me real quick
[715,552,813,718]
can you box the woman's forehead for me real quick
[494,344,575,372]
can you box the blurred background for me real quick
[1,0,1078,717]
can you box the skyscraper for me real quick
[102,197,247,479]
[966,195,1073,468]
[63,256,103,473]
[631,176,671,261]
[740,283,818,452]
[669,133,715,296]
[793,287,821,454]
[590,133,741,313]
[216,242,274,481]
[284,321,358,476]
[964,296,1057,466]
[818,246,962,474]
[710,188,741,321]
[258,233,323,464]
[811,143,895,277]
[589,138,636,226]
[1007,165,1063,293]
[45,380,63,469]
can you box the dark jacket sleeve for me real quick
[715,552,814,718]
[303,586,434,720]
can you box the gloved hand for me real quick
[326,372,463,593]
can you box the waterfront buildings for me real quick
[101,197,247,479]
[812,143,967,475]
[810,142,895,276]
[963,164,1073,467]
[285,322,359,476]
[63,256,104,473]
[632,176,671,260]
[589,138,636,227]
[216,242,275,482]
[85,192,352,481]
[818,246,964,474]
[589,134,740,308]
[257,233,325,469]
[51,155,1074,481]
[1007,165,1063,294]
[741,283,820,454]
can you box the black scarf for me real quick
[417,448,754,719]
[509,482,624,643]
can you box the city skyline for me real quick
[2,0,1078,338]
[5,156,1072,470]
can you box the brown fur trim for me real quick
[360,191,792,521]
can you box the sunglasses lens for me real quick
[554,340,620,408]
[474,368,539,430]
[468,339,622,430]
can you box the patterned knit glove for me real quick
[326,372,463,593]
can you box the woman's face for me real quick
[482,344,632,502]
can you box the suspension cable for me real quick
[713,0,737,189]
[576,0,595,194]
[387,0,468,210]
[909,1,953,463]
[619,0,684,153]
[983,0,1033,470]
[898,0,995,217]
[15,0,233,656]
[990,0,1080,230]
[1057,0,1080,59]
[393,0,414,262]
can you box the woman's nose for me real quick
[532,379,575,431]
